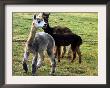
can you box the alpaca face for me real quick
[33,14,46,28]
[42,12,50,23]
[37,12,50,23]
[36,13,50,27]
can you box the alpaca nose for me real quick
[44,23,47,27]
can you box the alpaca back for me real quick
[52,33,82,46]
[32,32,55,52]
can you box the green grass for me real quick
[12,12,98,76]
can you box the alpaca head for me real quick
[37,12,50,23]
[33,14,46,28]
[33,13,50,29]
[42,12,50,23]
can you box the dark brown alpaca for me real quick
[36,13,82,63]
[41,13,73,61]
[41,13,72,34]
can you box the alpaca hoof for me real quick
[58,60,60,62]
[61,56,64,58]
[23,71,27,73]
[32,64,37,75]
[71,60,74,63]
[79,61,81,64]
[68,60,71,64]
[23,63,28,73]
[32,73,36,76]
[49,72,55,76]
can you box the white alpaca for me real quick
[22,15,56,75]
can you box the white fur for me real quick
[24,52,28,61]
[33,19,46,28]
[37,54,42,68]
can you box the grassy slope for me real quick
[12,12,98,76]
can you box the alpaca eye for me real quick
[38,20,41,23]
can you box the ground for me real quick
[12,12,98,76]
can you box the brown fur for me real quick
[39,13,82,63]
[42,13,73,61]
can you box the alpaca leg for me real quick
[71,50,76,62]
[76,46,82,64]
[55,46,58,59]
[32,52,38,75]
[71,45,77,62]
[57,46,61,62]
[61,46,66,58]
[67,47,72,62]
[22,51,29,73]
[37,51,44,68]
[47,48,56,75]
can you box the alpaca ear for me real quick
[33,14,36,20]
[47,12,50,15]
[43,12,50,16]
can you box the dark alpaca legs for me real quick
[76,47,82,63]
[71,45,77,63]
[67,47,72,62]
[71,45,82,63]
[55,46,66,62]
[56,45,82,63]
[61,46,66,58]
[57,46,61,62]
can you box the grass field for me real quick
[12,12,98,76]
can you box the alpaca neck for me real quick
[43,24,53,35]
[27,25,36,44]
